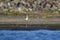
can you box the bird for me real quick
[25,15,29,21]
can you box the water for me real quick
[0,30,60,40]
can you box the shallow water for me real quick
[0,30,60,40]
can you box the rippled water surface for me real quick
[0,30,60,40]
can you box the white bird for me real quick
[25,15,29,21]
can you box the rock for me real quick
[0,0,60,13]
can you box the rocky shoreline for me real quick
[0,0,60,30]
[0,0,60,18]
[0,0,60,12]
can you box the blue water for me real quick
[0,30,60,40]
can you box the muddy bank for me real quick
[0,24,60,30]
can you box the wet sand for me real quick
[0,16,60,30]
